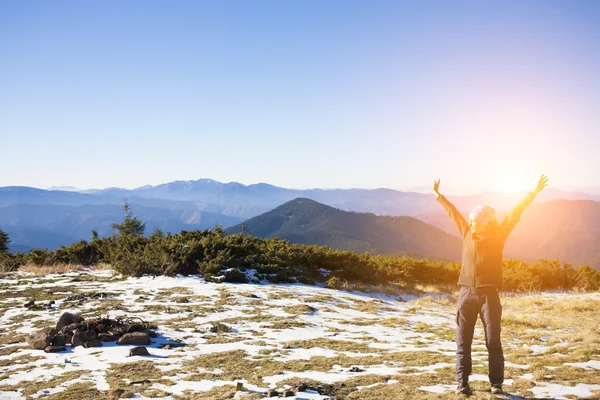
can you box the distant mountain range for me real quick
[226,198,462,261]
[25,178,600,219]
[1,179,599,268]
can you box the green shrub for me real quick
[13,226,600,292]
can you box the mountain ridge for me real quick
[226,197,462,261]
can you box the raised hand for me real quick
[534,174,548,195]
[433,179,441,196]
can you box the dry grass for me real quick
[413,283,458,295]
[18,263,113,275]
[409,294,457,309]
[261,319,311,330]
[282,338,375,353]
[282,304,318,315]
[175,384,238,400]
[105,360,166,398]
[46,382,112,400]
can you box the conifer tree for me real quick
[0,228,9,254]
[111,201,146,237]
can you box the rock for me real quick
[56,312,84,331]
[117,332,150,345]
[109,327,127,337]
[129,346,150,356]
[71,333,84,347]
[126,324,146,333]
[60,323,81,334]
[283,390,295,397]
[98,333,118,342]
[64,331,74,345]
[51,335,66,347]
[49,300,55,305]
[26,331,51,350]
[349,366,365,373]
[266,390,279,398]
[236,382,244,391]
[83,339,103,348]
[72,330,98,347]
[148,330,158,338]
[129,379,150,385]
[44,346,66,353]
[209,322,231,333]
[23,299,35,308]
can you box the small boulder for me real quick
[148,330,158,338]
[266,390,279,398]
[26,331,51,350]
[283,390,295,397]
[209,322,231,334]
[72,330,98,347]
[60,323,80,335]
[51,335,66,347]
[64,331,74,345]
[349,366,365,373]
[126,324,146,333]
[23,299,35,308]
[109,327,127,337]
[56,312,84,331]
[117,332,150,345]
[98,333,118,342]
[83,340,103,348]
[44,346,66,353]
[129,346,150,356]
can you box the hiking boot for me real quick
[491,384,503,394]
[455,382,472,395]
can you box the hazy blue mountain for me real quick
[3,181,599,257]
[0,201,242,251]
[47,186,81,192]
[226,198,462,261]
[75,179,600,219]
[5,229,79,253]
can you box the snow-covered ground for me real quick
[0,270,598,399]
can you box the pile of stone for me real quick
[266,382,337,398]
[23,299,55,311]
[26,312,157,355]
[63,292,111,303]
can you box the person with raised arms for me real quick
[434,175,548,395]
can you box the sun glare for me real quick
[497,174,531,194]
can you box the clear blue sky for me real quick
[1,0,598,194]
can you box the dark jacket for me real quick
[437,193,535,288]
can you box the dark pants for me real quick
[456,285,504,385]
